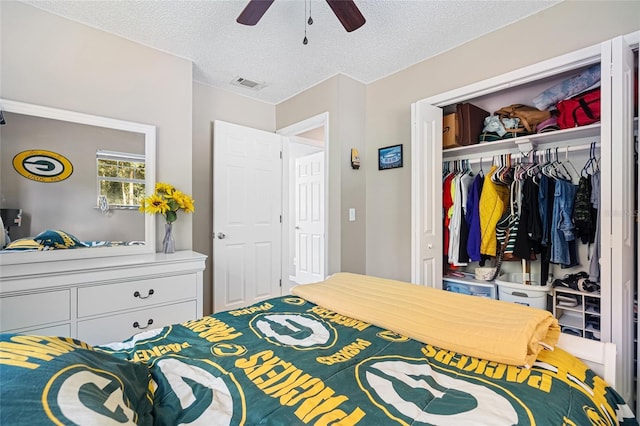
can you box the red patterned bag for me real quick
[556,87,601,129]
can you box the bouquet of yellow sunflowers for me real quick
[140,182,195,223]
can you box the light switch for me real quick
[349,208,356,221]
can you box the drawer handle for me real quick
[133,319,154,329]
[133,289,155,299]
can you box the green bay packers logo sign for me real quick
[13,149,73,182]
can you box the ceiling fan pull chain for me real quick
[303,0,309,45]
[308,0,313,25]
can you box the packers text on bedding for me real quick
[421,344,552,392]
[229,302,274,316]
[307,306,370,331]
[182,317,242,342]
[0,336,91,369]
[316,338,372,365]
[132,341,190,362]
[236,349,366,425]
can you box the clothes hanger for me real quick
[499,154,514,185]
[491,155,502,183]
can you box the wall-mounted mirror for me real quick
[0,99,156,265]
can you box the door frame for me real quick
[277,112,329,293]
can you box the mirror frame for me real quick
[0,99,156,265]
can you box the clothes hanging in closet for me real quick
[443,171,455,263]
[442,147,600,277]
[447,165,473,266]
[465,173,484,262]
[479,165,510,257]
[512,175,542,260]
[588,170,601,282]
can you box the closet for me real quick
[411,33,639,407]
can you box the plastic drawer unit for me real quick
[442,276,497,299]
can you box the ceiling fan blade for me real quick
[237,0,275,26]
[325,0,366,32]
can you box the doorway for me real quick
[278,112,329,294]
[212,114,329,312]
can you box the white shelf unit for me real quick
[552,287,602,341]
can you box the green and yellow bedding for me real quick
[0,273,636,425]
[1,229,145,251]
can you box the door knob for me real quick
[217,232,226,239]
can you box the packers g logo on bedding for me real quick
[211,343,247,357]
[377,330,409,342]
[154,357,246,425]
[356,356,527,425]
[43,364,140,425]
[249,313,337,350]
[13,149,73,182]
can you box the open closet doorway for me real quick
[278,112,329,294]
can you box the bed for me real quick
[1,229,145,252]
[1,273,636,425]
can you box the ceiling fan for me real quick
[237,0,366,33]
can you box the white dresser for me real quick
[0,250,206,345]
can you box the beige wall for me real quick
[364,1,640,282]
[1,1,193,251]
[277,74,367,275]
[192,82,275,314]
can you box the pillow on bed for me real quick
[3,237,45,251]
[34,229,86,249]
[0,334,153,425]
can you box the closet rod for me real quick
[443,141,600,165]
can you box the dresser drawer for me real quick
[17,323,72,337]
[77,300,197,345]
[0,290,70,332]
[77,274,197,318]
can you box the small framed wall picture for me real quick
[378,144,403,170]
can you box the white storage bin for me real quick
[495,273,550,309]
[443,276,497,299]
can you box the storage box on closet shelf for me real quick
[474,267,496,281]
[495,273,551,310]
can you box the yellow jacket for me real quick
[479,165,510,256]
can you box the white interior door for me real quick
[294,151,325,284]
[411,101,443,287]
[213,121,282,313]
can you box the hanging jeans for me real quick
[550,179,577,265]
[538,175,551,246]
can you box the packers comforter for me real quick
[0,276,636,425]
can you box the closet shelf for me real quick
[442,123,600,162]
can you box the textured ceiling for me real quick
[24,0,561,104]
